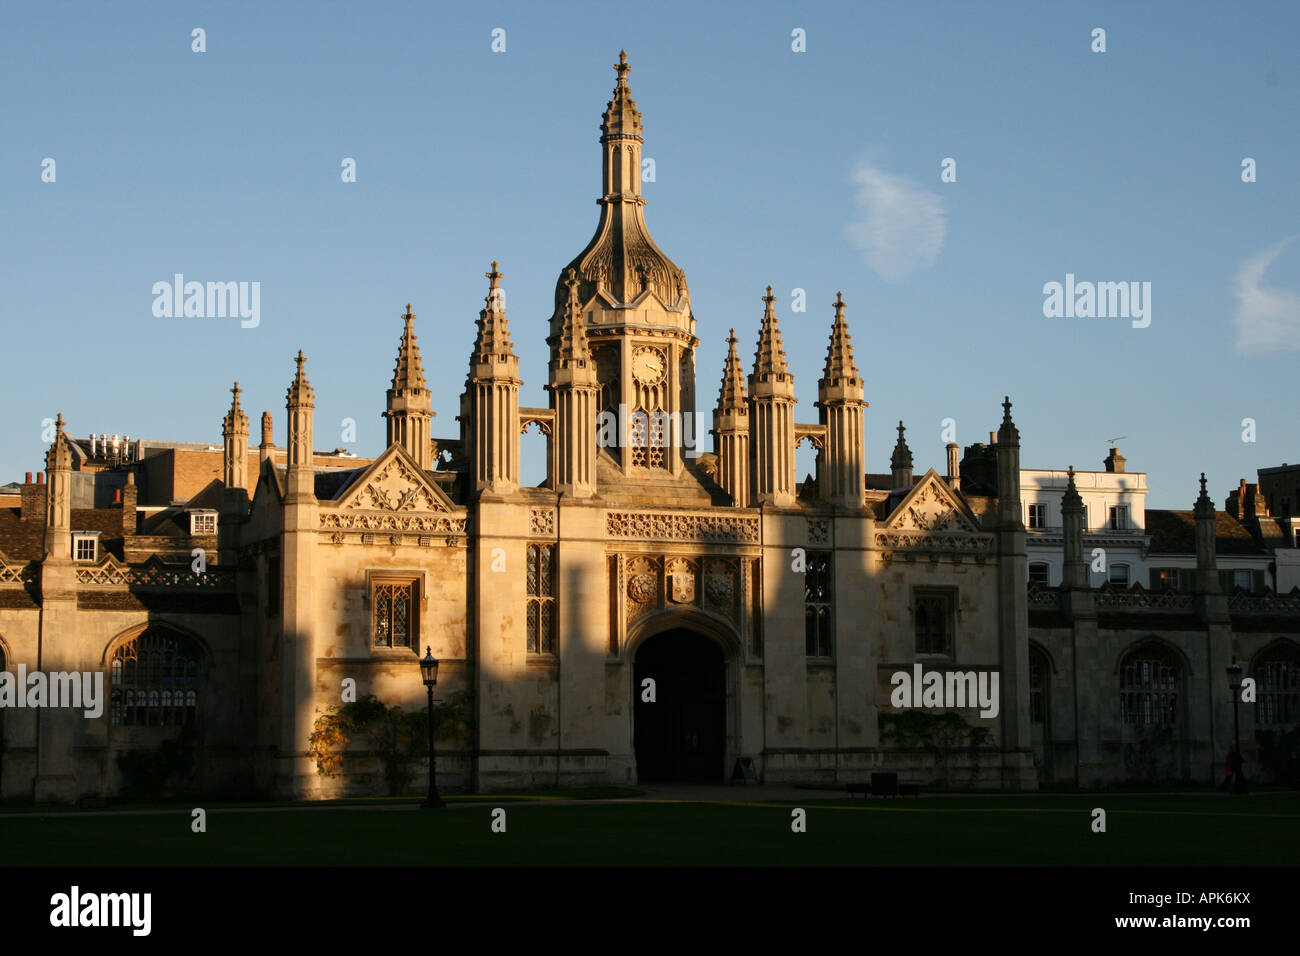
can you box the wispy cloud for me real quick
[1232,236,1300,356]
[845,162,947,281]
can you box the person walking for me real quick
[1228,745,1248,795]
[1219,745,1235,792]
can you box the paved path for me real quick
[0,784,1290,820]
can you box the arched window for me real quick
[1119,643,1180,727]
[109,628,202,728]
[1254,643,1300,728]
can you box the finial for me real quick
[295,350,306,375]
[1003,395,1012,416]
[897,420,906,437]
[231,381,241,400]
[55,412,64,435]
[728,327,736,340]
[616,50,630,81]
[1199,472,1207,493]
[487,261,502,289]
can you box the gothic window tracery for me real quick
[109,628,201,727]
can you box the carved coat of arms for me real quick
[669,571,695,604]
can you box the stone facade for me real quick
[1,54,1296,804]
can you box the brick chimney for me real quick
[120,470,138,535]
[20,471,46,522]
[1224,478,1266,520]
[1103,447,1126,473]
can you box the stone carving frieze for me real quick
[606,510,759,544]
[320,512,467,534]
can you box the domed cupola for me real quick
[551,51,691,328]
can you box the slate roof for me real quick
[1145,509,1264,555]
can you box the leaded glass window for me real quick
[915,592,954,656]
[1255,646,1300,727]
[109,628,201,727]
[527,544,556,654]
[1119,647,1179,726]
[373,581,416,648]
[804,551,832,657]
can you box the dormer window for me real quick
[73,531,100,562]
[189,511,217,536]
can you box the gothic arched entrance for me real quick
[633,629,726,783]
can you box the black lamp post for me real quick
[420,645,445,809]
[1226,657,1243,752]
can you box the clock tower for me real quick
[548,51,698,478]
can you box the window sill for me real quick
[370,646,419,660]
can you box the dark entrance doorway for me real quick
[633,629,725,783]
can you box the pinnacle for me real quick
[473,261,516,360]
[752,286,789,377]
[555,268,591,365]
[391,304,428,392]
[822,292,859,382]
[891,420,913,470]
[718,329,747,410]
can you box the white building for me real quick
[1022,448,1148,589]
[1021,448,1285,595]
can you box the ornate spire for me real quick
[998,394,1019,443]
[821,292,860,384]
[391,304,427,391]
[287,350,315,407]
[601,50,644,140]
[1062,465,1083,511]
[554,269,592,366]
[473,261,515,360]
[1195,471,1215,517]
[552,53,686,316]
[45,413,72,472]
[890,420,913,471]
[717,328,747,411]
[223,381,249,435]
[752,286,790,378]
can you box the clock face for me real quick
[632,347,666,385]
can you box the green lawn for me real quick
[2,794,1296,866]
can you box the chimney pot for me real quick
[36,472,44,484]
[24,472,32,484]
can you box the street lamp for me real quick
[420,645,445,809]
[1226,658,1243,752]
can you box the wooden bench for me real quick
[871,772,900,797]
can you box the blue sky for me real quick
[2,0,1297,508]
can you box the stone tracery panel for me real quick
[606,510,759,544]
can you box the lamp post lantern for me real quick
[420,645,445,809]
[1226,657,1243,752]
